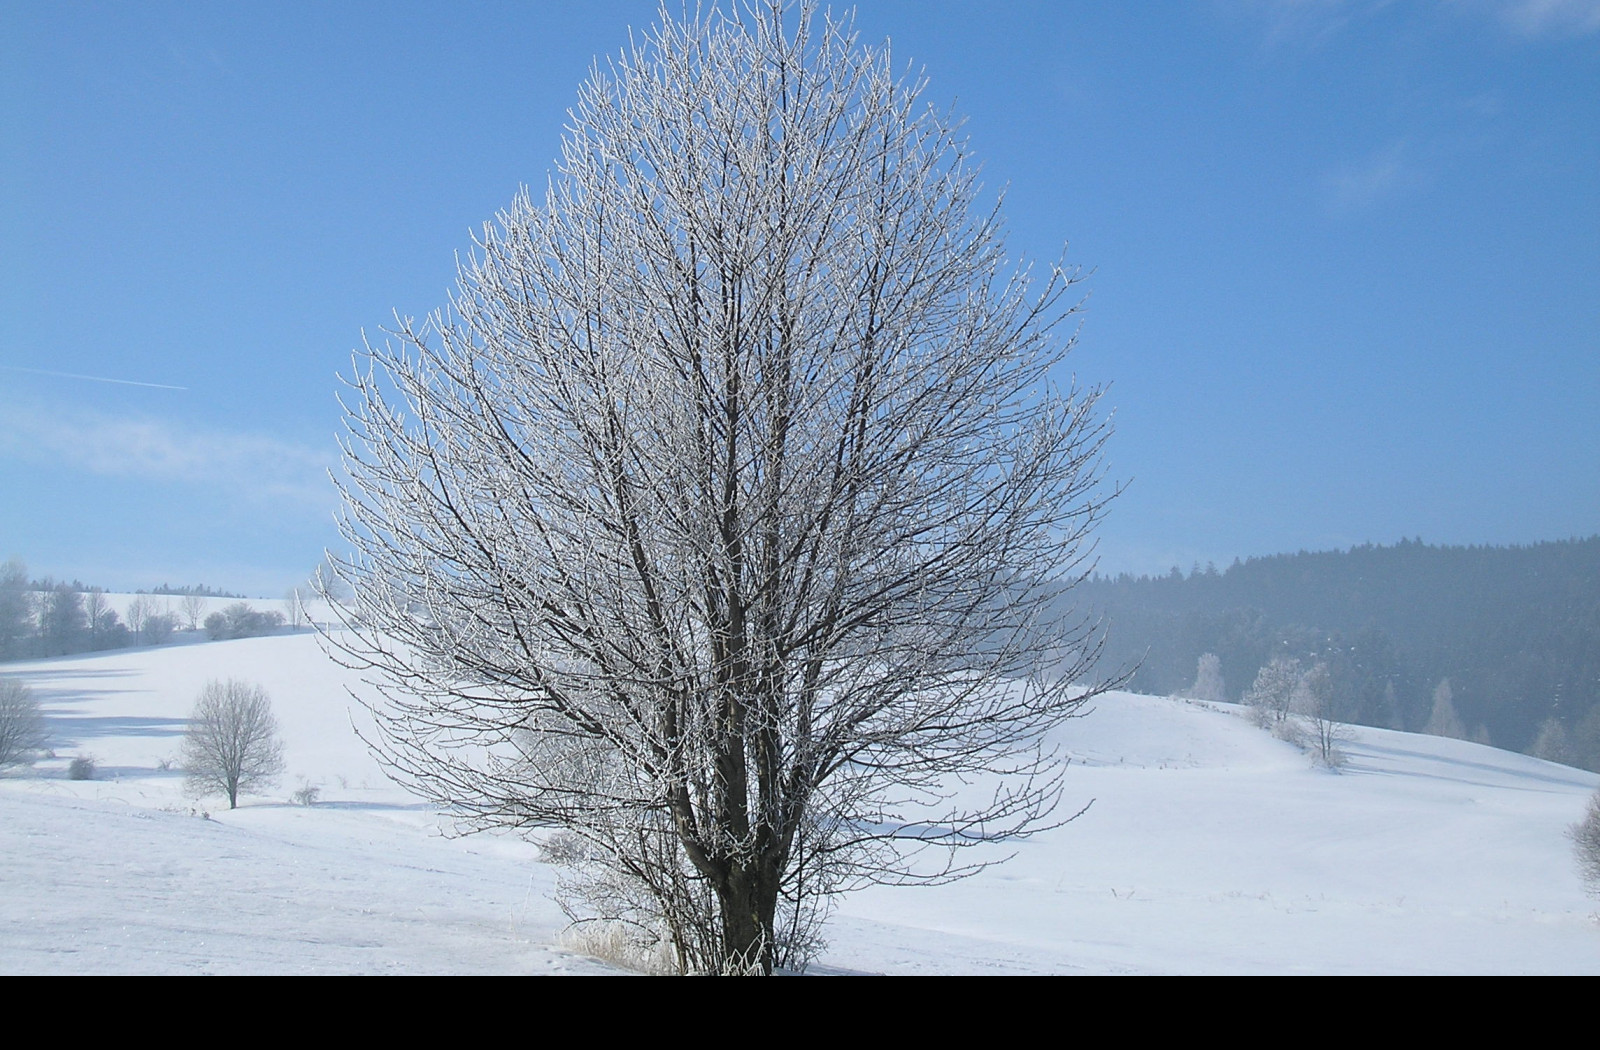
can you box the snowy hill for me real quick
[2,633,1596,974]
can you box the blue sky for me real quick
[3,1,1596,593]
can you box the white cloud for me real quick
[1228,0,1398,50]
[1232,0,1600,44]
[0,405,333,507]
[1324,140,1427,211]
[1480,0,1600,38]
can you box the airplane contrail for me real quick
[0,364,189,391]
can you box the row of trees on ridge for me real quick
[0,560,289,661]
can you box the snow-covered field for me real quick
[3,629,1597,974]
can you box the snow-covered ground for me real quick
[2,632,1596,974]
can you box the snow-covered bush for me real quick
[68,755,96,780]
[204,603,285,641]
[558,919,681,975]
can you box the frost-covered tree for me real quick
[1425,678,1465,739]
[1570,707,1600,773]
[1245,656,1302,726]
[329,1,1116,974]
[1188,652,1226,702]
[1572,789,1600,898]
[182,679,285,809]
[1530,716,1572,765]
[1292,661,1345,767]
[0,560,30,660]
[37,583,86,656]
[0,679,47,766]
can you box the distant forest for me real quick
[0,560,283,661]
[1072,536,1600,769]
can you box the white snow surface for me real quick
[2,631,1597,974]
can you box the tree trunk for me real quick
[717,859,779,974]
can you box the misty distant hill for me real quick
[1073,536,1600,767]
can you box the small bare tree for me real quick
[178,593,206,631]
[125,594,152,639]
[83,588,109,647]
[1292,661,1346,768]
[283,589,307,629]
[182,679,285,809]
[330,1,1116,974]
[0,678,47,766]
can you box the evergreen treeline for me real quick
[145,583,243,598]
[1074,537,1600,768]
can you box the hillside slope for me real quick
[2,634,1596,973]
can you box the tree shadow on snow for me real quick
[45,714,189,747]
[23,679,142,707]
[1339,739,1596,792]
[0,665,141,680]
[300,799,438,814]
